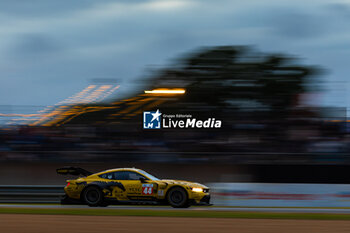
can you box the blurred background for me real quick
[1,0,350,206]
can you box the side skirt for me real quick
[104,198,166,206]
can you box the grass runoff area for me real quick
[1,207,350,220]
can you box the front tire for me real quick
[82,186,104,207]
[167,187,190,208]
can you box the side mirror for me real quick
[139,177,147,183]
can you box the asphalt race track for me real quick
[3,204,350,233]
[2,204,350,214]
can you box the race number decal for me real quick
[142,184,153,195]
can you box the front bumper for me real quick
[191,195,212,206]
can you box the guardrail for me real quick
[5,183,350,207]
[0,185,64,203]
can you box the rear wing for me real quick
[56,167,93,176]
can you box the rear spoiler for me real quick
[56,167,93,176]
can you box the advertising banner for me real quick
[209,183,350,207]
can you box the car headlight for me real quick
[192,187,203,192]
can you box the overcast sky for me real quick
[0,0,349,113]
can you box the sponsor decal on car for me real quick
[142,184,154,195]
[157,190,164,196]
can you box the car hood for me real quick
[158,179,208,189]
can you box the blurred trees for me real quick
[150,46,317,119]
[4,45,346,165]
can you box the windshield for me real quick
[137,169,160,181]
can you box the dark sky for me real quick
[0,0,349,112]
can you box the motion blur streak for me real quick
[0,46,349,188]
[144,89,186,94]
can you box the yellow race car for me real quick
[57,167,210,208]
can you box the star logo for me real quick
[143,110,162,129]
[150,109,162,122]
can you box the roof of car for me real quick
[96,167,142,174]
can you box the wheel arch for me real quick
[165,185,192,208]
[80,184,103,201]
[165,185,190,199]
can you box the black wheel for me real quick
[167,187,190,208]
[82,186,104,207]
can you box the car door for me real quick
[114,171,155,200]
[97,171,128,200]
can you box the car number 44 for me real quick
[142,184,153,195]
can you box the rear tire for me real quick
[82,186,104,207]
[167,187,190,208]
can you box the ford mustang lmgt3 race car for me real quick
[57,167,210,208]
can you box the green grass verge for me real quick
[5,203,350,209]
[4,203,350,209]
[1,208,350,220]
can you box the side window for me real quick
[129,172,146,180]
[114,171,146,180]
[99,172,114,180]
[114,171,129,180]
[99,171,147,180]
